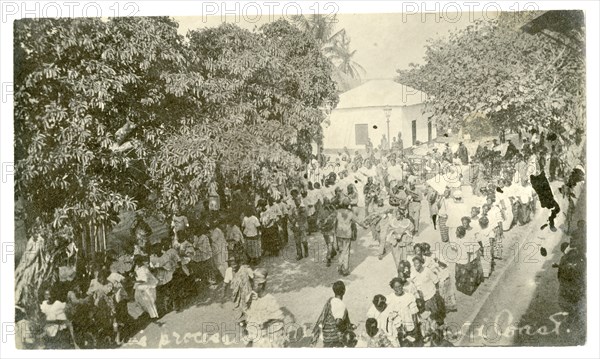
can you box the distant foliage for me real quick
[291,14,366,80]
[149,20,338,212]
[15,17,337,248]
[396,17,585,145]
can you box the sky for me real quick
[174,11,489,80]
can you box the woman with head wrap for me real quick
[436,187,451,242]
[312,281,354,348]
[420,243,456,312]
[452,225,484,296]
[226,258,254,323]
[245,268,288,348]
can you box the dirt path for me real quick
[120,182,566,348]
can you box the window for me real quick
[355,124,369,145]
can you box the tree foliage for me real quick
[291,14,366,80]
[148,20,338,212]
[15,17,195,254]
[396,15,585,145]
[15,17,338,233]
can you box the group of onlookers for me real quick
[35,130,584,349]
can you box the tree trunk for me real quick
[102,223,107,252]
[79,224,85,260]
[89,220,95,262]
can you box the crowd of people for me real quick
[33,129,585,349]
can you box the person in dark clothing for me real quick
[530,171,560,232]
[559,165,585,232]
[549,145,561,182]
[537,144,548,171]
[289,196,309,260]
[553,243,585,315]
[473,144,484,163]
[455,142,469,165]
[564,166,585,189]
[442,144,453,163]
[570,220,586,253]
[504,140,519,162]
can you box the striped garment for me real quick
[438,215,449,242]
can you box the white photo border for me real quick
[1,1,598,358]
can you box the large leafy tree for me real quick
[396,14,585,146]
[148,20,338,212]
[16,16,338,232]
[14,17,200,322]
[15,17,195,255]
[15,16,338,322]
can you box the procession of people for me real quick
[34,127,586,349]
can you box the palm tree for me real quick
[329,31,367,80]
[291,15,366,80]
[290,14,345,48]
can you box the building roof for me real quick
[520,10,584,35]
[335,79,427,110]
[332,69,363,93]
[520,10,584,53]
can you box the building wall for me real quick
[323,103,435,150]
[399,104,436,146]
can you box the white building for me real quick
[323,79,436,151]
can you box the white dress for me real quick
[40,300,67,337]
[133,265,159,318]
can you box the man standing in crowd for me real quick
[406,180,422,235]
[289,190,309,261]
[364,176,379,216]
[396,132,404,155]
[312,281,353,348]
[380,134,389,152]
[387,158,404,187]
[335,198,367,276]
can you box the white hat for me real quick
[452,190,463,199]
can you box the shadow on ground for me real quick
[514,186,586,346]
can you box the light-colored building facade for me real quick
[323,79,436,151]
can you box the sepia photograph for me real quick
[1,1,598,357]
